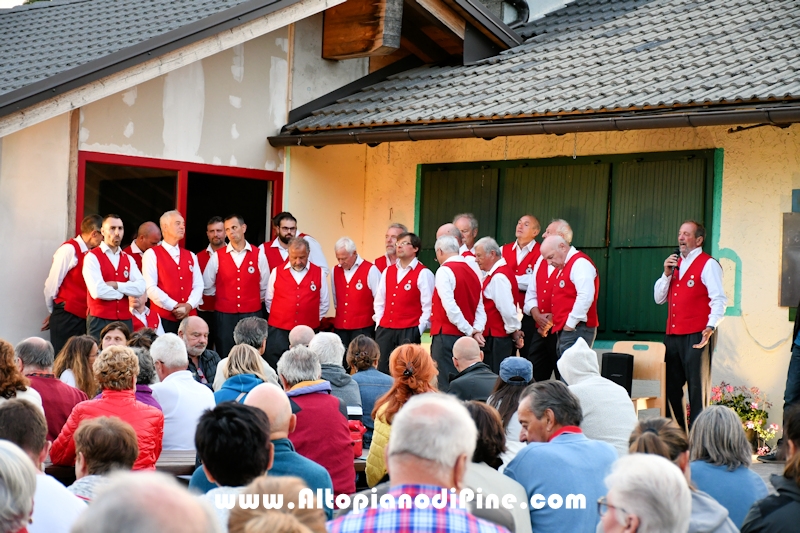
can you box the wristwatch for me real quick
[706,326,715,332]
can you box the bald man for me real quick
[123,221,162,271]
[436,223,481,277]
[289,325,315,347]
[447,336,498,402]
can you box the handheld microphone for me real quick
[673,247,681,272]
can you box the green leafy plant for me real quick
[711,381,779,454]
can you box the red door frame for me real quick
[76,151,283,234]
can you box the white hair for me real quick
[453,213,478,231]
[389,393,477,469]
[150,333,189,370]
[550,219,573,244]
[604,454,691,533]
[308,332,345,366]
[334,237,357,255]
[159,210,182,230]
[434,235,459,255]
[474,236,501,256]
[277,346,321,387]
[0,441,37,533]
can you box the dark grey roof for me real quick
[286,0,800,132]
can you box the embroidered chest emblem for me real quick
[123,267,129,279]
[188,263,194,272]
[404,281,412,291]
[526,265,533,275]
[310,281,317,292]
[558,280,566,288]
[687,279,695,287]
[355,280,363,291]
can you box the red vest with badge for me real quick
[122,245,144,271]
[132,310,160,332]
[482,263,519,337]
[374,255,389,273]
[268,263,322,330]
[262,233,309,273]
[667,253,713,335]
[196,249,216,312]
[551,251,599,332]
[535,257,559,314]
[333,260,375,330]
[150,245,197,321]
[215,247,262,314]
[86,248,133,321]
[431,261,481,336]
[501,241,541,307]
[54,239,90,318]
[379,262,426,329]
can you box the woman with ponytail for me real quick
[365,344,438,487]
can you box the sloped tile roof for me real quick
[287,0,800,132]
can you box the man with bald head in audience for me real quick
[447,336,498,402]
[289,325,315,347]
[124,221,162,271]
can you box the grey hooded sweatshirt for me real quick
[689,489,739,533]
[321,363,362,416]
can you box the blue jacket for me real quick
[691,460,768,528]
[352,368,393,444]
[214,374,264,404]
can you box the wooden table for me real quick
[354,458,366,473]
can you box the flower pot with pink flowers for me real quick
[710,381,779,455]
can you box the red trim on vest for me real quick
[535,259,559,314]
[123,245,143,271]
[196,249,216,312]
[431,262,481,336]
[333,260,375,330]
[551,251,599,332]
[132,310,160,332]
[667,253,713,335]
[86,248,133,321]
[461,250,475,258]
[215,247,262,314]
[54,239,89,318]
[379,262,426,329]
[482,264,519,337]
[374,255,389,273]
[268,263,322,330]
[501,241,541,307]
[149,245,197,321]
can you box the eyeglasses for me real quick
[597,496,626,516]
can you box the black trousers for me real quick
[431,333,461,392]
[265,326,291,370]
[161,317,180,335]
[87,315,133,342]
[216,310,262,359]
[518,313,535,359]
[483,335,514,374]
[50,302,86,355]
[665,331,714,431]
[375,326,421,374]
[197,310,217,351]
[528,328,559,381]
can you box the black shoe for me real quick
[757,451,780,462]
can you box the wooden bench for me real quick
[45,450,198,486]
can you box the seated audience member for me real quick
[448,336,498,402]
[277,346,355,496]
[98,321,131,349]
[366,343,438,487]
[212,317,278,391]
[629,418,738,533]
[68,416,139,502]
[329,393,508,533]
[128,327,159,349]
[742,404,800,532]
[0,339,44,413]
[689,405,769,528]
[464,401,532,533]
[97,347,161,410]
[488,357,533,470]
[289,324,315,348]
[310,332,362,415]
[16,337,87,441]
[51,345,164,470]
[557,338,637,456]
[195,403,273,531]
[0,440,37,533]
[151,333,215,450]
[70,471,220,533]
[215,344,268,404]
[346,335,392,447]
[228,476,326,533]
[504,381,617,533]
[54,335,98,398]
[600,453,692,533]
[178,316,220,388]
[0,399,86,533]
[129,293,165,335]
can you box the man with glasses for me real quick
[259,211,329,278]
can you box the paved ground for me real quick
[750,457,784,494]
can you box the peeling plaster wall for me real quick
[286,123,800,426]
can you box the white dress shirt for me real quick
[265,262,330,319]
[259,233,330,278]
[331,255,381,306]
[130,306,165,336]
[82,242,145,301]
[653,247,726,328]
[142,242,204,311]
[128,241,144,256]
[30,473,86,533]
[373,257,435,334]
[523,256,555,315]
[483,258,521,334]
[557,246,597,330]
[44,236,89,313]
[202,242,270,302]
[434,255,487,336]
[150,370,216,451]
[511,239,537,292]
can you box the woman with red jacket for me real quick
[51,345,164,470]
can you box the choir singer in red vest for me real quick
[539,235,599,357]
[196,216,225,351]
[332,237,381,350]
[654,221,726,431]
[259,211,329,278]
[129,293,164,335]
[501,215,541,360]
[474,237,523,373]
[43,214,102,354]
[453,213,479,257]
[373,223,407,273]
[122,221,161,271]
[264,237,329,369]
[372,232,434,373]
[142,210,204,334]
[202,214,269,359]
[82,215,145,339]
[430,235,486,392]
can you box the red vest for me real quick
[333,260,375,330]
[501,241,541,307]
[462,250,475,258]
[535,257,559,314]
[132,310,160,332]
[262,233,309,273]
[374,255,390,273]
[54,239,89,318]
[86,248,133,321]
[667,253,713,335]
[215,246,262,314]
[482,264,519,337]
[379,262,427,329]
[150,245,198,321]
[431,261,481,336]
[123,245,143,271]
[196,249,216,312]
[268,263,322,330]
[551,251,599,332]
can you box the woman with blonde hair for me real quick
[365,343,438,487]
[215,344,270,404]
[228,476,326,533]
[54,334,99,398]
[0,339,43,413]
